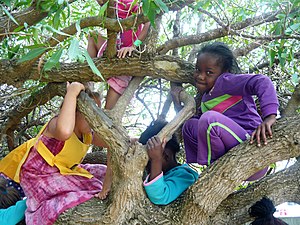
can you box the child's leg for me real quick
[183,111,249,165]
[105,87,121,110]
[87,32,106,58]
[95,150,112,199]
[181,118,200,163]
[105,76,132,110]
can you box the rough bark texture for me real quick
[282,84,300,117]
[0,55,195,86]
[0,83,65,140]
[54,115,300,225]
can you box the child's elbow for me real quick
[54,128,73,141]
[148,195,174,206]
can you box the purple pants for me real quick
[182,111,268,181]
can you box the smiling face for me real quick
[194,53,224,94]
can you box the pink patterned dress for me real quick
[20,134,106,225]
[98,0,143,94]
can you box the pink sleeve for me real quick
[143,172,163,186]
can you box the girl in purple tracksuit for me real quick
[174,42,279,181]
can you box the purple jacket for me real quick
[200,72,279,133]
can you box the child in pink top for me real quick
[87,0,150,109]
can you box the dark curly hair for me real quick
[249,197,288,225]
[197,42,241,74]
[139,119,180,154]
[0,177,22,209]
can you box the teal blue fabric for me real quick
[0,199,26,225]
[144,164,199,205]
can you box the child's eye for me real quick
[206,71,213,75]
[195,68,201,72]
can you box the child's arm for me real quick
[146,136,164,181]
[117,22,151,58]
[0,199,26,225]
[46,82,85,141]
[221,74,279,146]
[143,165,198,205]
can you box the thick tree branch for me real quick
[0,55,195,86]
[282,84,300,117]
[233,41,265,57]
[211,161,300,225]
[0,1,77,41]
[0,83,65,139]
[157,90,195,142]
[55,115,300,225]
[157,10,281,54]
[180,116,300,224]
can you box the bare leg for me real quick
[95,151,112,199]
[87,33,106,90]
[87,32,106,58]
[104,87,121,110]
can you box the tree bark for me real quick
[0,55,195,86]
[55,96,300,225]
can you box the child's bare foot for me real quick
[95,187,110,200]
[95,166,112,199]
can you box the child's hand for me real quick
[66,82,85,97]
[117,46,135,58]
[146,136,165,161]
[250,114,276,147]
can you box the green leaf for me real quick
[53,8,61,29]
[17,47,48,64]
[2,0,11,7]
[1,5,19,25]
[82,49,104,81]
[13,25,25,32]
[142,0,150,16]
[43,48,63,71]
[68,39,80,60]
[154,0,169,13]
[268,48,276,67]
[147,1,158,27]
[75,20,81,34]
[44,25,71,37]
[285,23,300,34]
[291,73,299,84]
[98,1,108,17]
[8,44,21,59]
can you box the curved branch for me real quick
[0,1,77,41]
[233,41,265,57]
[282,83,300,117]
[157,10,281,54]
[180,116,300,224]
[157,90,195,142]
[210,161,300,225]
[0,55,195,86]
[0,83,65,139]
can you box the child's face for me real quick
[194,53,223,94]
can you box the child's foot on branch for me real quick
[95,167,112,200]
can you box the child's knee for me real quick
[199,111,223,125]
[182,119,198,138]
